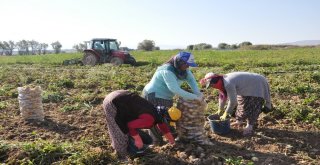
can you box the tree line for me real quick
[1,39,254,55]
[0,40,62,55]
[135,40,253,51]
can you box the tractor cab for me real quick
[82,38,136,66]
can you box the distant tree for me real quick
[51,41,62,54]
[2,42,9,55]
[230,44,238,49]
[16,40,29,55]
[218,43,228,49]
[202,44,212,49]
[16,41,25,55]
[36,42,47,55]
[41,43,48,54]
[153,46,160,50]
[187,45,194,50]
[137,39,155,51]
[73,45,80,52]
[193,43,212,50]
[8,41,15,55]
[36,43,42,55]
[22,40,29,55]
[29,40,39,55]
[2,41,15,55]
[239,41,252,47]
[0,41,4,55]
[73,42,87,53]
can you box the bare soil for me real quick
[1,102,319,165]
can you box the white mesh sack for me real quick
[17,86,44,121]
[176,98,213,145]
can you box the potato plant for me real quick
[0,47,319,164]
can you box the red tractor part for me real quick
[82,38,136,66]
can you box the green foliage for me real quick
[293,84,312,94]
[65,150,114,165]
[149,57,160,66]
[51,41,62,54]
[21,141,68,165]
[57,79,75,88]
[269,106,286,119]
[225,156,254,165]
[60,104,81,112]
[0,142,10,161]
[0,85,17,98]
[222,63,236,71]
[239,41,252,48]
[0,102,7,110]
[42,92,64,103]
[0,53,83,65]
[4,139,116,164]
[1,47,320,164]
[311,72,320,83]
[187,45,194,50]
[193,43,212,50]
[218,43,228,49]
[288,106,320,123]
[137,39,156,51]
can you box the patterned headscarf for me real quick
[165,54,188,79]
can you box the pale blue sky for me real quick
[1,0,319,49]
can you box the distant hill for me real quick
[282,40,320,46]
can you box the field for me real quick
[0,48,320,165]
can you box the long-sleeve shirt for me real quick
[143,64,200,100]
[219,72,272,114]
[127,114,169,136]
[111,91,170,136]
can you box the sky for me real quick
[1,0,320,49]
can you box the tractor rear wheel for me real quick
[110,57,123,65]
[82,52,98,66]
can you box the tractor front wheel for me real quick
[127,56,137,66]
[82,52,98,66]
[110,57,123,66]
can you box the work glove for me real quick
[131,134,143,149]
[220,111,230,121]
[164,133,175,145]
[215,109,224,116]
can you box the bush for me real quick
[137,40,156,51]
[193,43,212,50]
[187,45,194,50]
[218,43,228,49]
[57,79,74,88]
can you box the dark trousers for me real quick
[128,130,153,155]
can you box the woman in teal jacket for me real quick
[143,51,202,108]
[142,51,202,143]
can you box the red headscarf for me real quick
[200,73,227,100]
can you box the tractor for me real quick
[82,38,136,66]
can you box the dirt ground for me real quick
[1,102,319,165]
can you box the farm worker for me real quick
[199,72,272,136]
[142,51,203,142]
[143,51,203,107]
[102,90,181,158]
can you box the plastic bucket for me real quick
[207,114,230,135]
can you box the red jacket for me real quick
[111,92,170,136]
